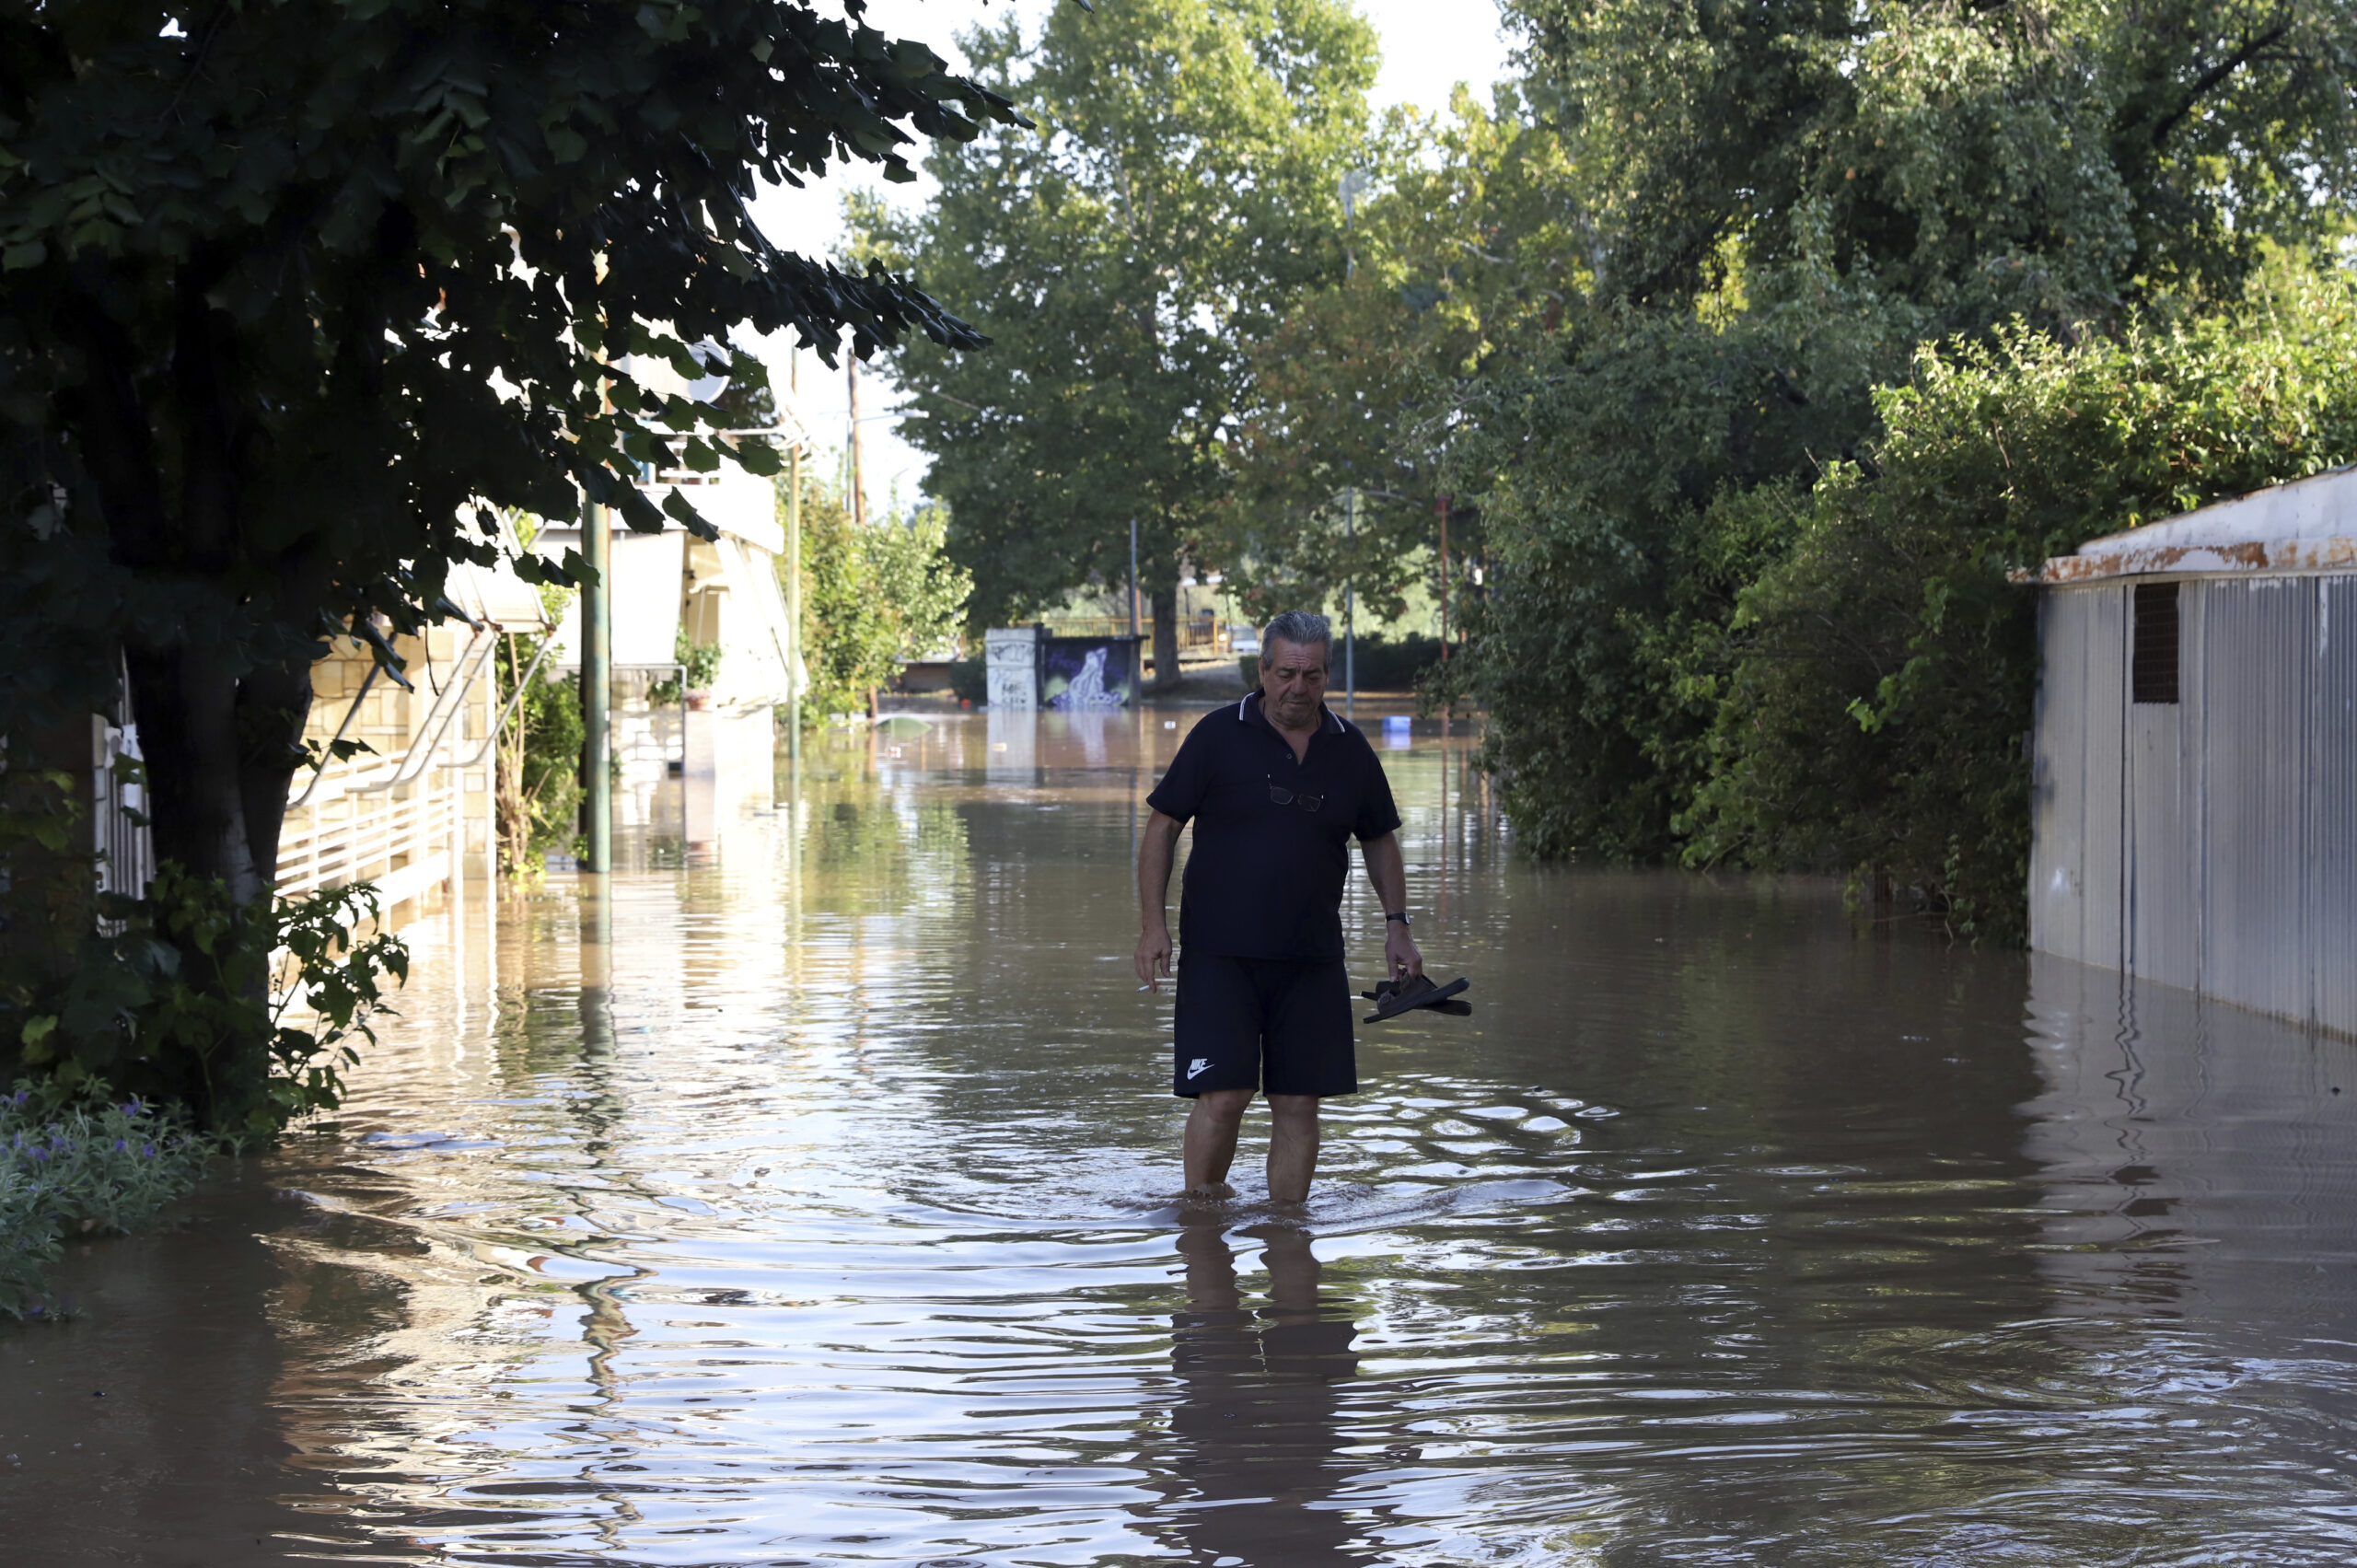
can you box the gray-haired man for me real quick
[1132,611,1422,1203]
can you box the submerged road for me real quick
[4,711,2355,1565]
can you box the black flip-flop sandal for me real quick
[1360,973,1472,1024]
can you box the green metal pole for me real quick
[581,494,611,874]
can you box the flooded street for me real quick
[6,711,2357,1565]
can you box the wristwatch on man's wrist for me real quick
[1384,912,1411,926]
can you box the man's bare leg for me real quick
[1266,1093,1320,1204]
[1184,1088,1254,1195]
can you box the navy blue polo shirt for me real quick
[1146,692,1403,962]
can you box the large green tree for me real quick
[1515,0,2357,320]
[1225,88,1580,629]
[0,0,1018,904]
[0,0,1019,1118]
[851,0,1376,683]
[1682,258,2357,941]
[1446,0,2357,879]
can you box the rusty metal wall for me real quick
[2035,573,2357,1036]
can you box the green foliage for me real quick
[647,627,724,706]
[0,865,408,1142]
[1227,87,1581,619]
[1445,250,1919,859]
[1680,264,2357,941]
[1509,0,2357,319]
[493,543,581,874]
[1344,633,1446,693]
[679,632,725,693]
[786,470,971,720]
[852,0,1378,646]
[0,1085,211,1321]
[508,652,585,867]
[1406,3,2357,940]
[0,0,1024,923]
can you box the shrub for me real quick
[1339,632,1445,693]
[0,1086,210,1320]
[2,869,409,1143]
[1682,261,2357,939]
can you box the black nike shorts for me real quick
[1172,954,1356,1098]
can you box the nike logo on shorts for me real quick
[1187,1058,1212,1079]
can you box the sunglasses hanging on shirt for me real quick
[1267,779,1324,814]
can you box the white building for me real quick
[2029,466,2357,1035]
[535,464,797,843]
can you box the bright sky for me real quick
[741,0,1516,517]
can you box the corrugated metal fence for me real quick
[2032,575,2357,1035]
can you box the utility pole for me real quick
[1128,517,1142,690]
[786,348,803,769]
[1437,494,1450,662]
[847,350,867,528]
[580,492,610,874]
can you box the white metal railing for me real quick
[276,770,462,900]
[276,633,491,901]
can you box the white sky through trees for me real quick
[743,0,1513,521]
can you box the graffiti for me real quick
[1044,638,1135,709]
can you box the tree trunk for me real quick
[1151,583,1181,691]
[118,640,296,1125]
[235,650,314,891]
[124,644,264,902]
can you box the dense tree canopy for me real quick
[1681,261,2357,940]
[851,0,1376,679]
[1513,0,2357,319]
[0,0,1020,1124]
[0,0,1021,909]
[1422,0,2357,928]
[1224,89,1577,627]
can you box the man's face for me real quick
[1260,636,1329,726]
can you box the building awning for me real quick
[447,552,556,632]
[542,528,688,668]
[2033,464,2357,584]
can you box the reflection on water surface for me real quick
[5,710,2357,1566]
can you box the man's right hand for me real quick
[1134,923,1173,991]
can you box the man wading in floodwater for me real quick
[1133,610,1422,1203]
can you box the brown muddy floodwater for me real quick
[5,710,2357,1567]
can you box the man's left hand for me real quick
[1385,922,1423,981]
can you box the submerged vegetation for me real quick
[2,862,408,1141]
[0,1086,212,1320]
